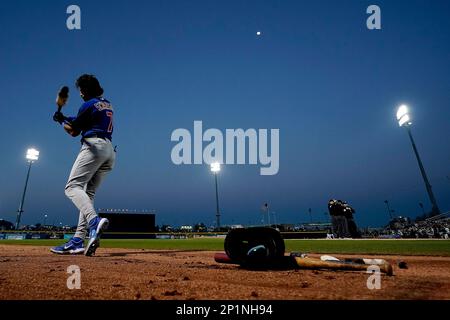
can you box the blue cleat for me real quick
[50,237,85,255]
[85,217,109,257]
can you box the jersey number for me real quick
[106,111,113,133]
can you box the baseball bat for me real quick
[56,86,69,111]
[214,252,236,264]
[344,258,387,265]
[294,257,393,276]
[318,255,388,265]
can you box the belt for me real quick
[81,135,111,142]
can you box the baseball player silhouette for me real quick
[51,74,115,256]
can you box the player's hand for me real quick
[53,111,65,124]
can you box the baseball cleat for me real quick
[50,237,85,255]
[85,217,109,257]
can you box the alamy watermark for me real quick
[366,265,381,290]
[367,5,381,30]
[65,5,380,31]
[171,121,279,175]
[67,265,81,290]
[65,4,380,31]
[66,5,81,30]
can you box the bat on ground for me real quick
[214,252,393,276]
[214,252,235,264]
[294,256,393,276]
[343,257,388,265]
[319,255,388,265]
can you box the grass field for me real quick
[1,238,449,256]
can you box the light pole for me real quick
[272,211,277,227]
[15,148,39,230]
[43,214,48,226]
[265,203,271,226]
[418,202,425,216]
[308,208,312,223]
[384,200,394,220]
[210,162,221,230]
[396,105,440,215]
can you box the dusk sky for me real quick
[0,0,449,228]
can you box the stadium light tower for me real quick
[210,162,221,230]
[396,105,440,216]
[384,200,394,220]
[15,148,40,229]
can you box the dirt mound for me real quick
[0,245,449,300]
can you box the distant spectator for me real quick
[328,199,350,238]
[380,217,450,239]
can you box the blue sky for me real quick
[0,0,449,228]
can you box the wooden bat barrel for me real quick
[295,257,393,276]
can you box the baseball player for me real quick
[51,74,115,256]
[328,199,350,238]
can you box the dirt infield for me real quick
[0,245,449,300]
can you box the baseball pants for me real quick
[65,137,115,239]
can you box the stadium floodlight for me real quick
[26,148,40,161]
[395,105,440,215]
[210,162,221,173]
[15,148,40,229]
[210,162,221,229]
[396,105,412,127]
